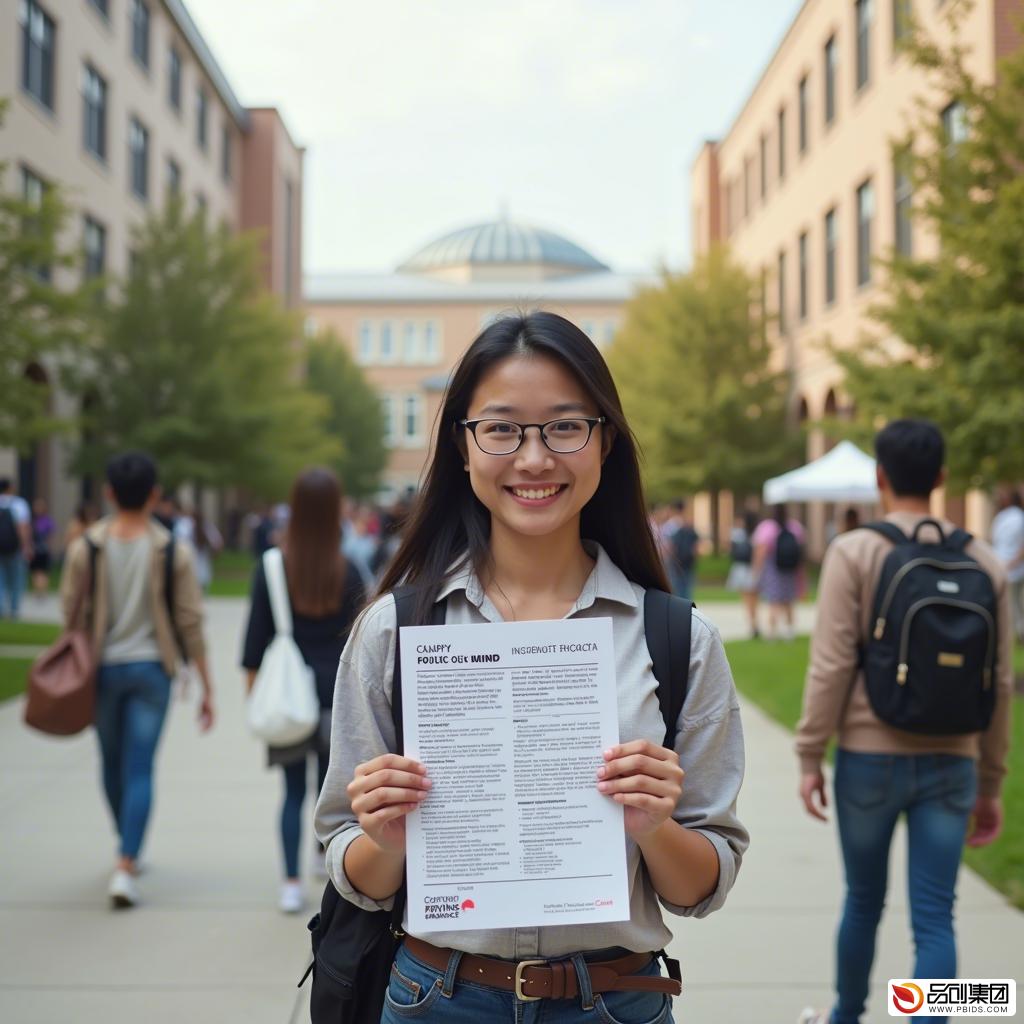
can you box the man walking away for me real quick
[991,488,1024,642]
[0,478,33,618]
[61,452,216,909]
[795,420,1012,1024]
[665,499,700,600]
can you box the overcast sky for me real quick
[186,0,804,275]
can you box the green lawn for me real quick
[0,657,34,703]
[724,636,1024,910]
[0,621,61,646]
[208,549,256,597]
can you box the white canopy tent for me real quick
[762,440,879,504]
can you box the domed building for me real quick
[306,217,648,499]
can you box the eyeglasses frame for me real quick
[458,416,607,456]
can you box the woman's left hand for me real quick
[596,740,684,839]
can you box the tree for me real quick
[304,332,387,499]
[75,199,337,497]
[836,5,1024,489]
[608,246,798,535]
[0,99,92,453]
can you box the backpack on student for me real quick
[729,535,753,565]
[774,525,803,571]
[0,506,20,555]
[861,519,998,735]
[301,586,691,1024]
[246,547,320,746]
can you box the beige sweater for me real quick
[795,511,1013,797]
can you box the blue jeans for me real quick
[0,552,26,618]
[382,943,674,1024]
[831,750,977,1024]
[94,661,173,860]
[281,751,329,878]
[667,565,693,601]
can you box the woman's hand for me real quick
[597,740,684,839]
[347,754,432,853]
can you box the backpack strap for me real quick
[262,548,293,638]
[945,527,973,552]
[861,521,909,546]
[644,588,693,750]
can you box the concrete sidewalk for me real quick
[0,596,1020,1023]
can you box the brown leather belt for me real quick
[403,936,682,1002]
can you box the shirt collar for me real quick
[434,541,639,612]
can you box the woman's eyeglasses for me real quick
[458,417,606,456]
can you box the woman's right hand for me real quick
[347,754,431,853]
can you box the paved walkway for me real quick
[0,596,1020,1023]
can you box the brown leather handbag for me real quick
[24,540,98,736]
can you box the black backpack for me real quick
[774,526,802,571]
[729,536,753,565]
[302,585,693,1024]
[861,519,998,735]
[0,506,20,556]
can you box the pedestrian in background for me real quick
[63,502,97,556]
[991,487,1024,641]
[61,452,215,909]
[796,420,1012,1024]
[241,467,366,913]
[727,509,760,638]
[0,477,33,619]
[29,497,55,599]
[752,503,805,640]
[664,499,700,600]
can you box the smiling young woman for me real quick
[314,311,749,1024]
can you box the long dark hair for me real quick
[377,312,668,622]
[282,467,347,617]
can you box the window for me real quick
[404,395,423,443]
[19,0,56,111]
[166,157,181,197]
[379,321,395,362]
[743,156,752,218]
[824,35,838,126]
[283,178,295,303]
[221,124,232,182]
[82,64,107,161]
[358,321,374,364]
[777,107,787,182]
[759,133,768,200]
[894,152,913,257]
[855,0,873,91]
[402,322,418,363]
[196,87,209,150]
[131,0,150,71]
[824,207,838,306]
[83,216,106,280]
[856,179,875,286]
[129,117,149,200]
[21,166,51,280]
[798,74,809,153]
[89,0,109,17]
[168,45,182,112]
[381,396,395,446]
[798,231,809,321]
[777,250,787,335]
[941,100,967,150]
[893,0,912,48]
[423,320,440,363]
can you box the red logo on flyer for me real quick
[460,899,475,911]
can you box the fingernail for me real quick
[603,748,614,759]
[597,781,609,792]
[422,778,432,788]
[596,766,606,779]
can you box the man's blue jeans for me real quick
[831,750,977,1024]
[382,943,674,1023]
[668,565,693,601]
[0,553,26,618]
[94,661,172,861]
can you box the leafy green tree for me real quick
[75,199,337,497]
[608,246,798,534]
[0,99,92,452]
[304,332,387,499]
[836,6,1024,488]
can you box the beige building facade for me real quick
[0,0,303,525]
[306,219,646,500]
[692,0,1023,547]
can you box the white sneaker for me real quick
[797,1010,829,1024]
[279,880,304,914]
[108,869,139,909]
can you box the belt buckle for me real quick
[513,959,546,1002]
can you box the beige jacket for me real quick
[60,517,207,676]
[796,511,1013,797]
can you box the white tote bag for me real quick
[246,548,320,746]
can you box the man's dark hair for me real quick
[672,499,685,513]
[106,451,158,510]
[0,478,11,493]
[874,419,945,497]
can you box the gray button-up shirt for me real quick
[314,543,749,958]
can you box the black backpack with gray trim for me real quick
[861,519,998,735]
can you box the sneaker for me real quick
[108,869,139,910]
[279,880,304,914]
[797,1010,829,1024]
